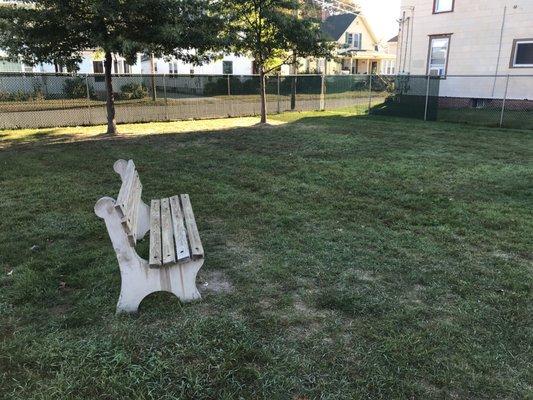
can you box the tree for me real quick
[224,0,333,123]
[0,0,224,134]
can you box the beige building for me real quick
[397,0,533,100]
[299,12,396,75]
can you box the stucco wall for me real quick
[398,0,533,99]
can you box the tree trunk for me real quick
[104,51,117,134]
[259,68,267,124]
[290,52,297,110]
[150,53,157,102]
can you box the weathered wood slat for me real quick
[169,195,191,262]
[122,175,142,245]
[160,198,177,266]
[149,199,162,267]
[180,194,204,259]
[115,160,136,217]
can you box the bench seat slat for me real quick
[169,195,191,263]
[180,194,204,259]
[149,200,162,267]
[160,198,176,265]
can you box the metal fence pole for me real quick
[277,73,281,114]
[367,74,372,114]
[499,74,510,128]
[424,75,431,121]
[85,74,92,125]
[320,73,325,111]
[163,74,169,121]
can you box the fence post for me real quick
[85,74,92,125]
[424,75,431,121]
[163,74,169,121]
[367,74,372,114]
[320,73,325,111]
[499,74,510,128]
[277,73,281,114]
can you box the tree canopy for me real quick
[0,0,226,133]
[222,0,334,123]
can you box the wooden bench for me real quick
[95,159,205,313]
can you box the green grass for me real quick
[1,110,532,399]
[438,108,533,130]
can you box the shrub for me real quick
[0,89,45,102]
[118,82,147,100]
[63,77,95,99]
[204,77,260,96]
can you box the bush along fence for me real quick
[0,72,531,130]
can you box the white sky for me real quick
[357,0,401,42]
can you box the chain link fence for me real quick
[0,72,531,130]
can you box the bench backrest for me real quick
[115,160,142,245]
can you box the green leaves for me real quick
[222,0,333,72]
[0,0,226,67]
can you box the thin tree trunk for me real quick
[259,68,267,124]
[150,53,157,102]
[290,52,297,110]
[104,51,117,134]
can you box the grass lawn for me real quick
[438,108,533,131]
[0,110,532,399]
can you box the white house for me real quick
[141,54,254,76]
[315,12,396,75]
[397,0,533,102]
[0,50,143,74]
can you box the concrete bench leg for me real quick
[116,260,203,314]
[95,197,203,314]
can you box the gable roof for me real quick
[321,13,359,41]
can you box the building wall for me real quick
[398,0,533,99]
[335,16,378,52]
[142,54,253,75]
[33,52,143,74]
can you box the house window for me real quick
[114,60,125,74]
[381,60,396,75]
[433,0,454,13]
[428,35,451,76]
[124,63,131,74]
[93,61,104,73]
[169,61,178,74]
[223,60,233,75]
[511,39,533,68]
[346,33,362,49]
[353,33,362,49]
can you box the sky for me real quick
[357,0,401,42]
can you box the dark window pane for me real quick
[223,61,233,75]
[93,61,104,73]
[515,42,533,65]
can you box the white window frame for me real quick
[168,61,178,74]
[428,35,451,77]
[511,39,533,68]
[353,33,362,50]
[433,0,454,13]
